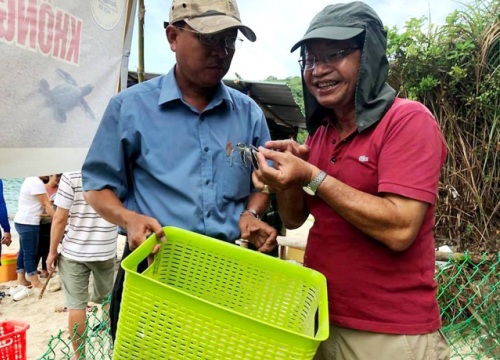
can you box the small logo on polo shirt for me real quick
[358,155,369,162]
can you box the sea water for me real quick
[1,178,22,218]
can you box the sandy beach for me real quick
[0,233,127,359]
[0,219,313,359]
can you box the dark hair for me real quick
[174,20,187,28]
[163,20,186,29]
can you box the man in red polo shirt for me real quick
[253,2,449,359]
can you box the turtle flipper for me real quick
[81,99,96,120]
[55,108,67,122]
[56,68,78,86]
[240,149,247,167]
[39,79,50,94]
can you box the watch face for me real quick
[302,186,315,196]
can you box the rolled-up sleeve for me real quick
[82,97,130,200]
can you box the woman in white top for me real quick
[11,176,55,299]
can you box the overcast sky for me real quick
[127,0,465,81]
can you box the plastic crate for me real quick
[114,226,329,360]
[0,320,29,360]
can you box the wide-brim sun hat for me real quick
[290,1,385,52]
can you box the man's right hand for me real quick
[123,211,166,251]
[265,139,310,160]
[46,251,59,273]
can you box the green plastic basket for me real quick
[113,226,329,359]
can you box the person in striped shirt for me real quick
[46,171,118,360]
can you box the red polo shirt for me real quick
[304,98,447,334]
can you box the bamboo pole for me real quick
[435,251,498,264]
[118,0,137,91]
[137,0,145,83]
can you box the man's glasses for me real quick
[178,27,243,50]
[298,47,360,71]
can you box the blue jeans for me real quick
[15,223,40,276]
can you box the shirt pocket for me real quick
[218,156,252,202]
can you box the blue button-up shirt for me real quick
[0,179,11,233]
[82,68,271,242]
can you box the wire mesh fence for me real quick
[38,252,500,359]
[38,303,113,360]
[436,252,500,359]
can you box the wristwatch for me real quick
[302,170,327,196]
[240,209,260,220]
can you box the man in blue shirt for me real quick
[82,0,277,340]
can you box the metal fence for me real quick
[39,253,500,359]
[436,252,500,359]
[38,304,113,360]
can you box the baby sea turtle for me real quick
[39,68,95,122]
[229,142,260,170]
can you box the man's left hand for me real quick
[239,214,278,253]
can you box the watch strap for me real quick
[303,170,327,195]
[240,209,260,220]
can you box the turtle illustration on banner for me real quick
[39,68,96,123]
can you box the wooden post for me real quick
[137,0,145,83]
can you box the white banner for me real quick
[0,0,134,177]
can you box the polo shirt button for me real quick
[332,139,336,144]
[207,211,211,217]
[204,147,209,152]
[330,157,336,163]
[205,179,210,185]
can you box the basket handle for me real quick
[122,234,159,271]
[0,338,13,349]
[315,289,330,339]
